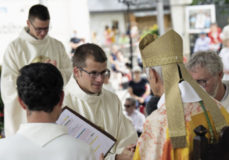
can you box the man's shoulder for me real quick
[0,134,25,149]
[48,36,64,46]
[144,107,167,129]
[102,87,115,95]
[6,37,23,49]
[223,80,229,86]
[135,110,145,119]
[102,88,119,100]
[135,110,144,116]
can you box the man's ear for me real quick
[73,66,80,78]
[58,91,64,108]
[149,68,158,83]
[219,71,224,80]
[26,20,30,28]
[18,97,27,110]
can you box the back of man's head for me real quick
[17,63,63,113]
[28,4,50,21]
[187,51,223,76]
[72,43,107,68]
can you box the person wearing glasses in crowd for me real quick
[187,51,229,111]
[0,63,96,160]
[64,43,138,160]
[124,97,145,137]
[1,4,72,137]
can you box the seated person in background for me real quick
[124,97,145,137]
[208,23,222,52]
[128,66,150,110]
[187,51,229,112]
[103,69,115,93]
[219,25,229,80]
[109,46,130,90]
[133,30,229,160]
[193,32,210,53]
[0,63,96,160]
[70,30,85,56]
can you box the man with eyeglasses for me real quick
[187,51,229,112]
[0,63,96,160]
[124,97,145,137]
[133,30,229,160]
[1,4,72,137]
[64,43,138,160]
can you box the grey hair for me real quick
[186,50,223,76]
[146,66,163,81]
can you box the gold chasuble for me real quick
[133,30,229,160]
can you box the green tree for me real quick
[192,0,229,5]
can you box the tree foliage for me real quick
[192,0,229,5]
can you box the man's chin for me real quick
[38,37,45,40]
[92,87,102,94]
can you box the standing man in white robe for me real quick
[0,63,95,160]
[64,43,138,160]
[1,4,72,137]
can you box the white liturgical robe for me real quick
[221,81,229,112]
[0,123,95,160]
[64,76,138,160]
[1,27,72,137]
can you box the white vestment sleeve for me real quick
[105,99,138,160]
[1,43,26,136]
[55,42,72,85]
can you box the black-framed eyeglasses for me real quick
[29,20,49,33]
[124,104,132,108]
[196,76,214,87]
[79,67,110,79]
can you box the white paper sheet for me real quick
[56,107,116,160]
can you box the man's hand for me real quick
[100,153,104,160]
[45,59,57,66]
[135,96,144,104]
[115,144,136,160]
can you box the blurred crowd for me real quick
[193,23,229,81]
[1,3,229,160]
[67,21,229,137]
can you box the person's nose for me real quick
[95,74,104,82]
[40,30,47,36]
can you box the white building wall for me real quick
[47,0,90,53]
[170,0,192,57]
[0,0,39,64]
[0,0,90,63]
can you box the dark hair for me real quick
[72,43,107,68]
[28,4,50,21]
[126,97,137,107]
[17,63,63,113]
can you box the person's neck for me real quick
[215,82,226,101]
[158,83,164,97]
[134,76,141,82]
[27,111,56,123]
[127,111,134,116]
[26,27,40,40]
